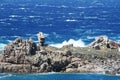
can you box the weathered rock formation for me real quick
[89,36,120,50]
[0,35,120,75]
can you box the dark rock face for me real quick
[0,37,120,75]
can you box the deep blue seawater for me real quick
[0,73,120,80]
[0,0,120,79]
[0,0,120,48]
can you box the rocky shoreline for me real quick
[0,34,120,75]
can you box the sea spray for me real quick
[0,43,6,50]
[50,39,86,48]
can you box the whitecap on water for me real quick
[52,32,61,38]
[9,15,21,18]
[0,43,6,50]
[7,40,12,42]
[19,7,25,10]
[68,13,75,15]
[28,16,35,18]
[65,19,78,22]
[84,16,98,19]
[0,74,12,79]
[87,36,96,39]
[77,7,86,9]
[37,4,48,7]
[50,39,85,48]
[44,33,49,37]
[61,5,68,8]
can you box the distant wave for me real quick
[65,19,78,22]
[84,16,98,19]
[9,15,22,18]
[50,39,85,48]
[19,7,26,10]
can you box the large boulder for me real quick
[89,36,120,50]
[2,38,37,64]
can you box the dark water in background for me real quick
[0,73,120,80]
[0,0,120,49]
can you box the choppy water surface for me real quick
[0,0,120,49]
[0,73,120,80]
[0,0,120,79]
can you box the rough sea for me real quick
[0,0,120,79]
[0,73,120,80]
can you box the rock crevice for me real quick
[0,35,120,75]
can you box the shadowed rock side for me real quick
[0,36,120,75]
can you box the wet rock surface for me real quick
[0,37,120,75]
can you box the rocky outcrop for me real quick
[0,37,73,73]
[89,36,120,50]
[1,37,37,64]
[0,36,120,75]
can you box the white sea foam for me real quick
[0,43,6,50]
[28,16,35,18]
[68,13,74,15]
[7,40,12,42]
[11,36,20,38]
[61,5,68,8]
[0,74,12,79]
[9,15,21,18]
[87,36,96,39]
[77,7,86,9]
[65,19,78,22]
[33,72,56,75]
[44,33,49,37]
[50,39,86,48]
[19,7,25,10]
[84,16,98,19]
[28,16,41,18]
[52,32,61,38]
[36,4,48,7]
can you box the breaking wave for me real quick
[0,74,12,79]
[50,39,86,48]
[0,43,6,51]
[65,19,78,22]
